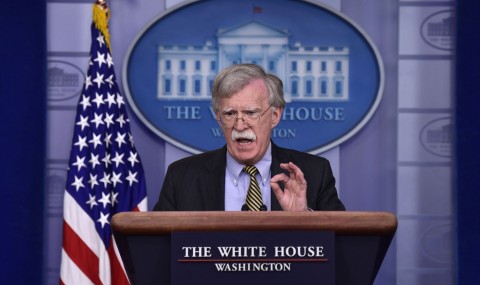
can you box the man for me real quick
[154,64,345,211]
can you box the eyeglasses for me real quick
[218,105,272,128]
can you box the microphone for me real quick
[242,204,268,211]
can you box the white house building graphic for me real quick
[156,21,350,102]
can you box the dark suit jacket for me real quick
[153,142,345,211]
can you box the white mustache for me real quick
[231,129,257,141]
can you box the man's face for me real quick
[217,79,283,165]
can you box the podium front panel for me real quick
[112,211,397,285]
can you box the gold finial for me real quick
[93,0,111,52]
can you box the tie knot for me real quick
[243,165,259,176]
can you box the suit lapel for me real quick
[204,146,227,210]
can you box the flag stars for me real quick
[92,92,105,108]
[110,191,119,207]
[116,93,125,107]
[88,173,99,189]
[90,113,105,128]
[89,133,103,149]
[72,155,86,171]
[126,171,138,186]
[112,151,125,168]
[106,53,114,68]
[115,132,127,147]
[93,72,105,88]
[79,95,91,111]
[76,115,90,131]
[128,133,135,146]
[105,75,114,89]
[74,135,88,151]
[89,153,101,169]
[84,75,93,90]
[105,92,116,107]
[97,212,110,228]
[94,51,107,68]
[86,193,98,209]
[100,172,111,188]
[71,175,85,191]
[96,34,105,48]
[127,151,139,167]
[102,153,111,168]
[111,172,123,187]
[104,113,114,128]
[104,133,113,147]
[98,192,111,208]
[116,114,126,128]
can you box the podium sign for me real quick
[171,231,335,285]
[111,211,397,285]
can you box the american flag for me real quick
[60,2,147,284]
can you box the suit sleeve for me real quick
[313,159,346,211]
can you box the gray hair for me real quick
[211,63,286,113]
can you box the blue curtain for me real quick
[455,0,480,284]
[0,0,46,283]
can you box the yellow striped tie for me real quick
[244,165,263,211]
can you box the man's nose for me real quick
[233,115,249,130]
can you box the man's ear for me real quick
[271,107,283,128]
[215,112,223,128]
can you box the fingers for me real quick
[270,179,284,199]
[270,162,307,193]
[279,162,306,185]
[270,172,289,183]
[271,162,308,212]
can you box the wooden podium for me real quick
[112,211,397,285]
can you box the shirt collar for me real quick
[226,143,272,186]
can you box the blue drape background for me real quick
[455,0,480,284]
[0,0,479,284]
[0,0,46,283]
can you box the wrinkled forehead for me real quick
[219,79,269,108]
